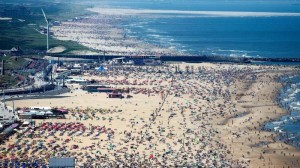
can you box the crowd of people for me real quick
[1,63,299,167]
[51,15,186,56]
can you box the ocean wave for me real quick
[292,106,300,111]
[88,8,300,17]
[148,34,161,38]
[283,98,292,102]
[274,126,283,132]
[146,28,157,33]
[217,49,257,53]
[0,17,12,20]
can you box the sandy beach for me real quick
[218,68,300,168]
[50,14,187,56]
[1,62,299,167]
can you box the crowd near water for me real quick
[51,15,184,57]
[265,76,300,149]
[2,62,298,167]
[63,0,300,58]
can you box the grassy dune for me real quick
[0,2,95,53]
[0,56,29,88]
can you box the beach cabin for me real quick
[19,110,47,119]
[55,70,71,79]
[70,69,81,75]
[111,57,126,65]
[73,64,81,69]
[52,108,68,115]
[30,107,51,111]
[83,85,114,93]
[143,59,161,66]
[108,93,123,98]
[97,88,115,93]
[66,78,87,84]
[21,121,30,127]
[18,113,33,120]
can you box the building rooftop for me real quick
[49,157,75,168]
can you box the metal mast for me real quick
[41,8,49,52]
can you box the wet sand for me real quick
[218,71,300,168]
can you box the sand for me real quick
[47,46,66,54]
[217,70,300,168]
[50,15,187,56]
[2,63,300,167]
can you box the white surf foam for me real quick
[88,8,300,17]
[0,17,12,21]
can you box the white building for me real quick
[0,102,18,129]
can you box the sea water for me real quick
[90,0,300,147]
[91,0,300,58]
[79,0,300,147]
[122,16,300,57]
[264,76,300,149]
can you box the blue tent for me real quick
[97,66,105,72]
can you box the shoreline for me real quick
[46,5,300,60]
[50,14,185,57]
[217,69,300,167]
[270,75,300,150]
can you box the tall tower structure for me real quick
[1,60,4,75]
[41,8,49,52]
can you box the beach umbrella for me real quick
[149,154,154,159]
[10,155,16,160]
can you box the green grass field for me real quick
[0,75,18,88]
[0,2,95,54]
[0,56,29,87]
[1,56,28,70]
